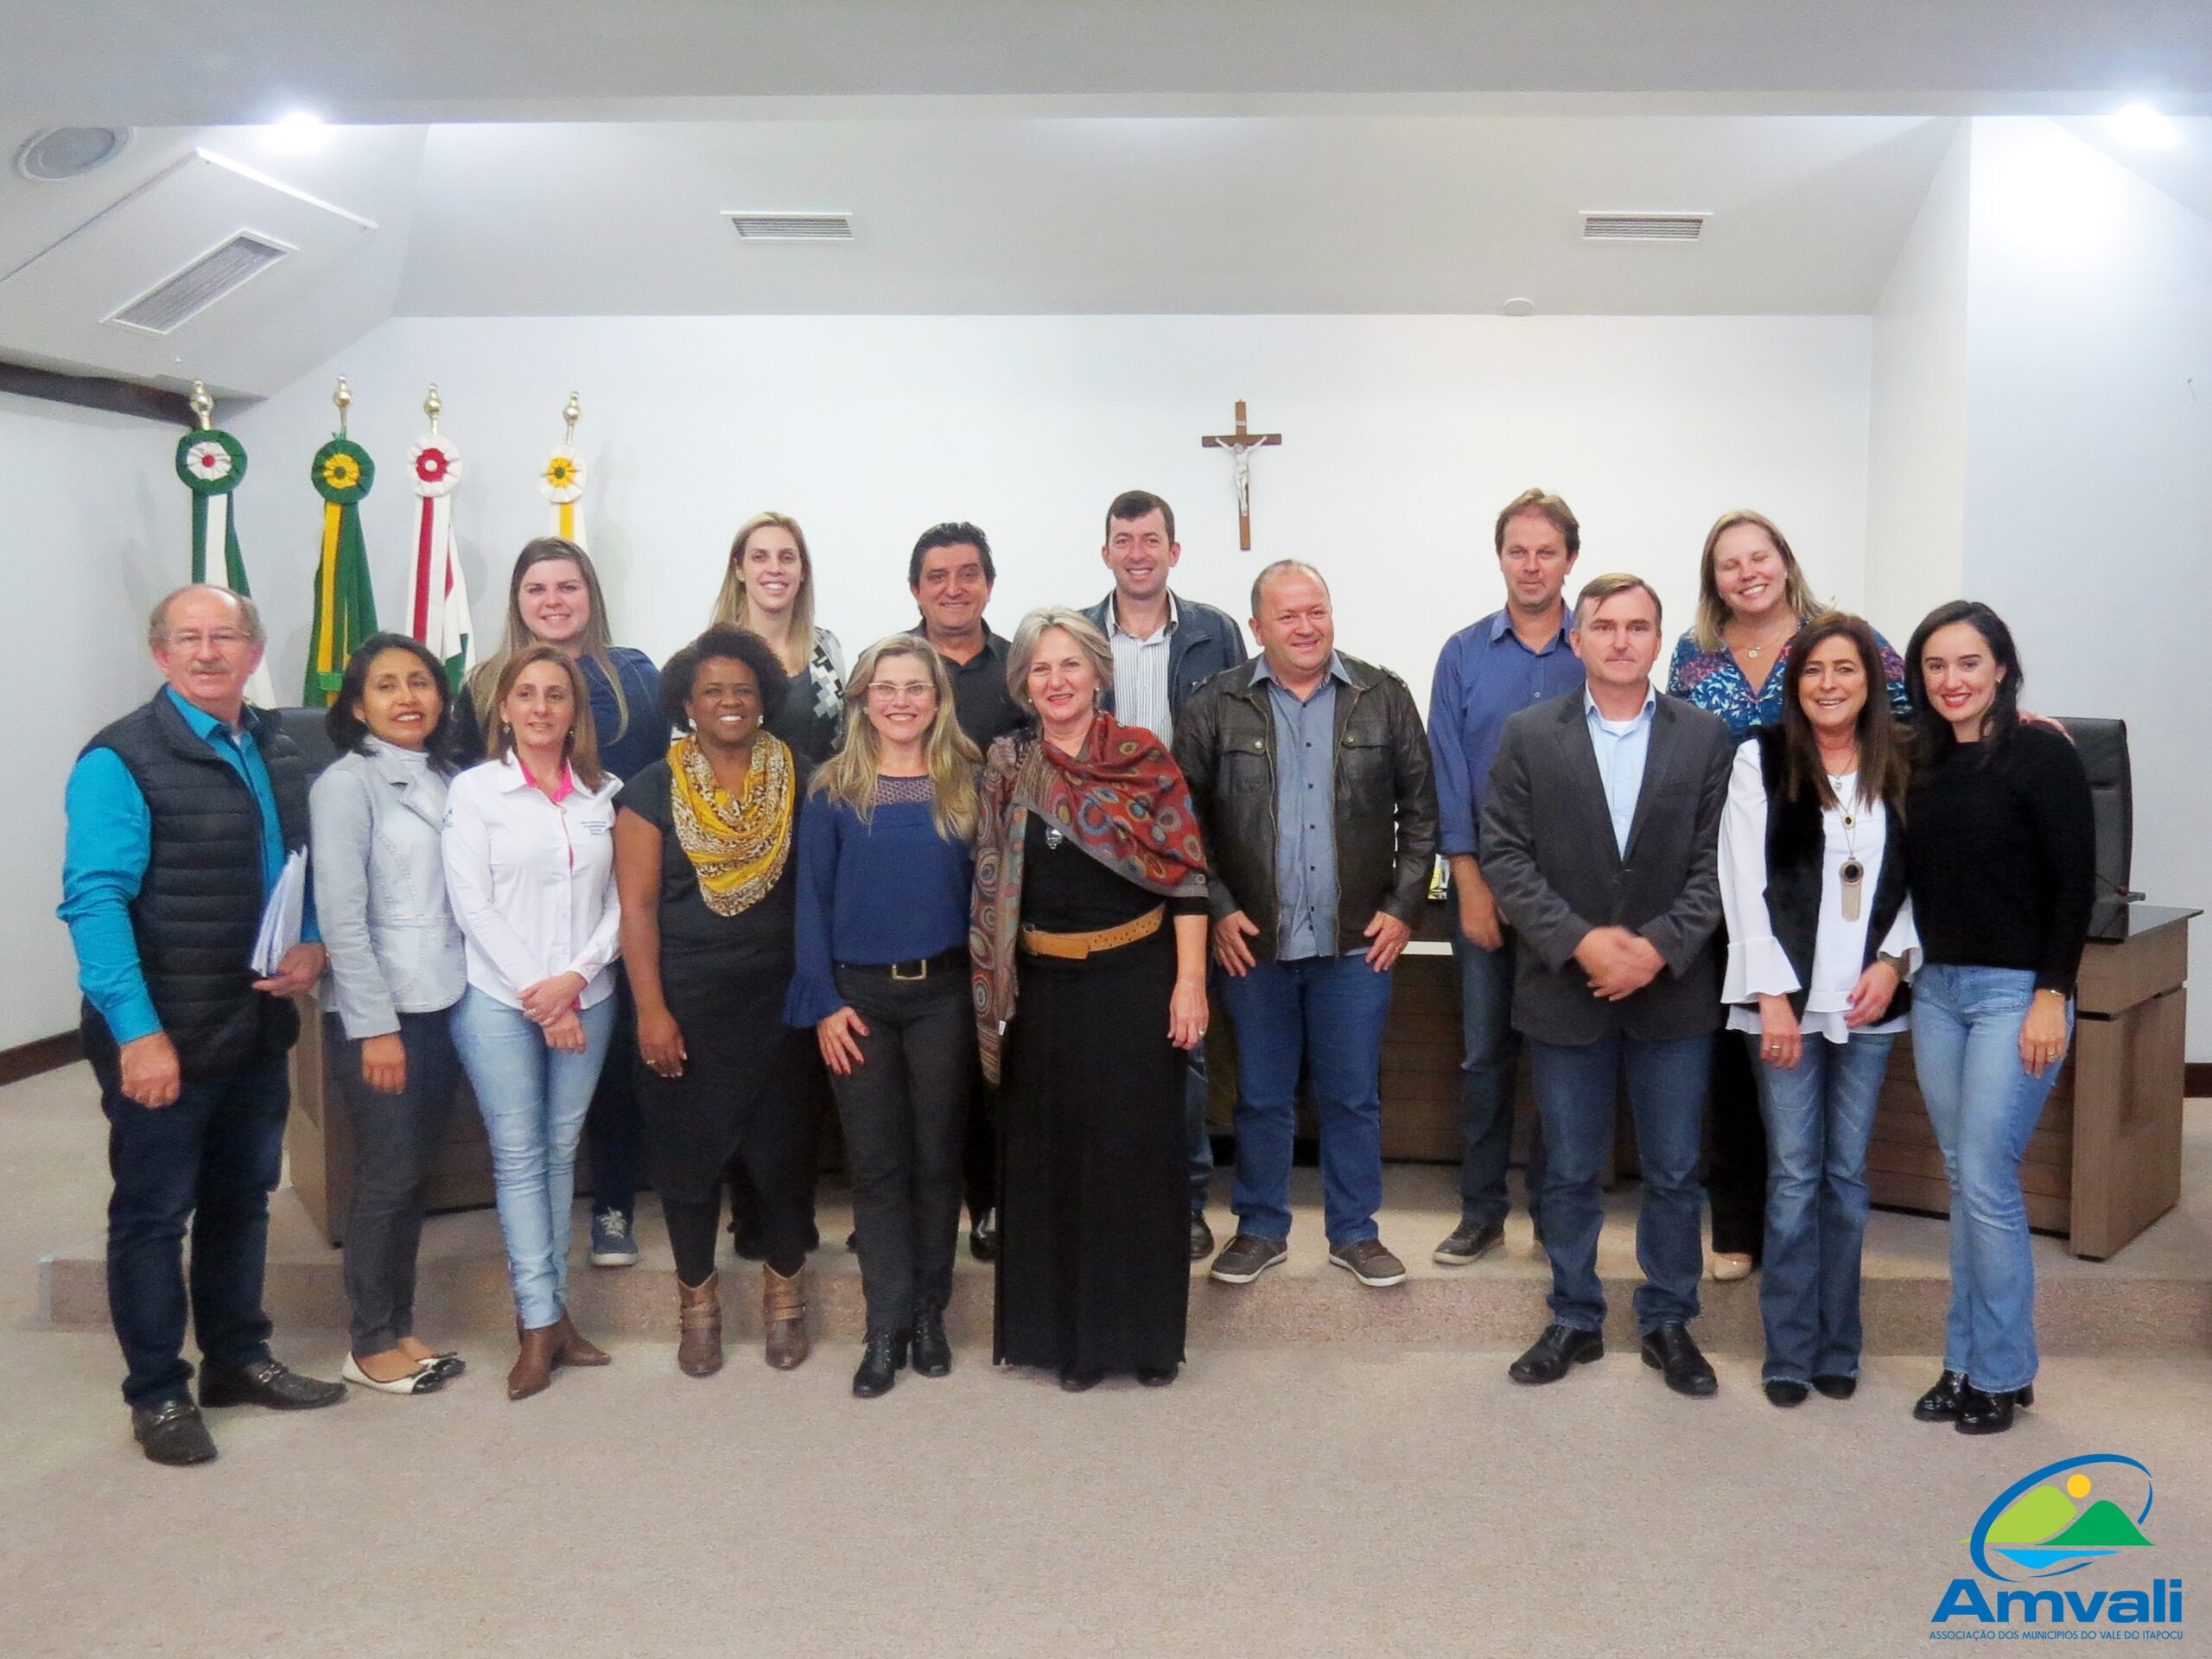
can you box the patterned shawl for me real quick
[969,711,1207,1084]
[667,731,797,915]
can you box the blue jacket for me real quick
[1080,590,1249,718]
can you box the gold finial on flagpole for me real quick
[424,383,442,432]
[563,391,581,445]
[334,375,353,436]
[188,380,213,431]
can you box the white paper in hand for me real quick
[251,849,309,977]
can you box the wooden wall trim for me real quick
[0,1030,83,1087]
[0,358,193,425]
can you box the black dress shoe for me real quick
[131,1398,217,1466]
[852,1331,908,1398]
[1189,1212,1216,1262]
[1912,1368,1969,1421]
[1955,1384,2024,1435]
[199,1357,346,1411]
[1764,1378,1808,1408]
[911,1303,951,1378]
[1508,1323,1605,1385]
[1058,1367,1103,1392]
[1137,1365,1178,1387]
[1811,1374,1857,1401]
[969,1211,997,1262]
[1640,1324,1718,1397]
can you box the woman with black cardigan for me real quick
[1902,601,2094,1436]
[1719,614,1918,1409]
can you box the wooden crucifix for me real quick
[1201,399,1281,551]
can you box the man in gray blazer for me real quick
[1478,573,1733,1396]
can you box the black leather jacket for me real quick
[1173,653,1440,962]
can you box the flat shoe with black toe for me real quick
[1764,1378,1808,1408]
[199,1357,346,1410]
[1640,1324,1718,1398]
[131,1398,217,1466]
[1508,1323,1604,1385]
[1811,1374,1857,1401]
[1912,1369,1968,1421]
[343,1353,444,1395]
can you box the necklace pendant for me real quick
[1839,858,1865,923]
[1045,826,1065,850]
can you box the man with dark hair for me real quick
[909,520,1024,756]
[1425,488,1586,1267]
[60,585,344,1465]
[1080,489,1250,1259]
[1478,572,1733,1399]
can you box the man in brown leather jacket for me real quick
[1173,561,1440,1291]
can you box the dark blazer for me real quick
[1174,652,1440,962]
[1478,689,1732,1045]
[1081,591,1250,717]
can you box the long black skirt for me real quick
[636,963,813,1211]
[994,927,1189,1376]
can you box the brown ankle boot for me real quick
[550,1307,611,1368]
[677,1274,723,1377]
[763,1264,810,1370]
[508,1323,557,1400]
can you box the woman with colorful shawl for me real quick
[973,609,1210,1391]
[613,627,817,1376]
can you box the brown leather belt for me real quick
[1019,903,1165,961]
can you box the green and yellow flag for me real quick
[302,435,378,706]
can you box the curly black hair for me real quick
[658,625,792,731]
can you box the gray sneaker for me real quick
[588,1208,639,1268]
[1208,1233,1288,1285]
[1433,1218,1505,1266]
[1329,1238,1408,1287]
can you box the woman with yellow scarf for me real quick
[613,626,817,1375]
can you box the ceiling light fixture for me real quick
[2108,102,2178,149]
[1502,297,1536,316]
[14,127,131,181]
[265,111,328,154]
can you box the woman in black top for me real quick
[613,627,817,1376]
[972,609,1210,1390]
[1900,601,2094,1436]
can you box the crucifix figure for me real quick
[1201,398,1282,551]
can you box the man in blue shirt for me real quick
[1426,489,1587,1265]
[60,586,342,1465]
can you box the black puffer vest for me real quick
[79,693,309,1080]
[1755,726,1911,1021]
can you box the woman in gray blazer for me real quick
[310,634,472,1395]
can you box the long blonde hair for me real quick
[485,643,605,791]
[1691,510,1826,652]
[810,637,979,843]
[712,512,817,678]
[469,537,635,741]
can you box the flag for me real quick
[404,429,474,690]
[302,435,378,706]
[540,444,585,548]
[175,425,277,707]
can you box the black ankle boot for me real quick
[1955,1384,2018,1435]
[1912,1369,1968,1421]
[852,1330,908,1398]
[912,1303,951,1378]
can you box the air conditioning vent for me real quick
[1582,212,1708,242]
[105,232,291,334]
[723,211,855,241]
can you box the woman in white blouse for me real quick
[443,644,624,1401]
[1718,613,1917,1411]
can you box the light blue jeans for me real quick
[1749,1028,1896,1384]
[451,988,616,1330]
[1911,965,2072,1395]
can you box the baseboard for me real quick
[0,1031,83,1087]
[2189,1062,2211,1101]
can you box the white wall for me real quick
[226,311,1872,706]
[1866,119,1970,635]
[1955,118,2212,1056]
[1,393,179,1047]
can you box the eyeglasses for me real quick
[163,630,253,652]
[866,680,935,704]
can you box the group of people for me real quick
[60,483,2094,1467]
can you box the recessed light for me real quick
[266,111,328,154]
[1503,296,1536,317]
[2108,103,2178,149]
[14,127,131,181]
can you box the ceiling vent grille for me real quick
[1581,212,1708,242]
[723,211,855,241]
[106,232,291,334]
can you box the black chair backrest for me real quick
[271,706,341,784]
[2055,716,2133,938]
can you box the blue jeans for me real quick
[1749,1028,1896,1383]
[1452,918,1543,1230]
[1911,965,2071,1395]
[1529,1031,1709,1333]
[94,1051,289,1408]
[452,988,616,1330]
[1220,952,1394,1245]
